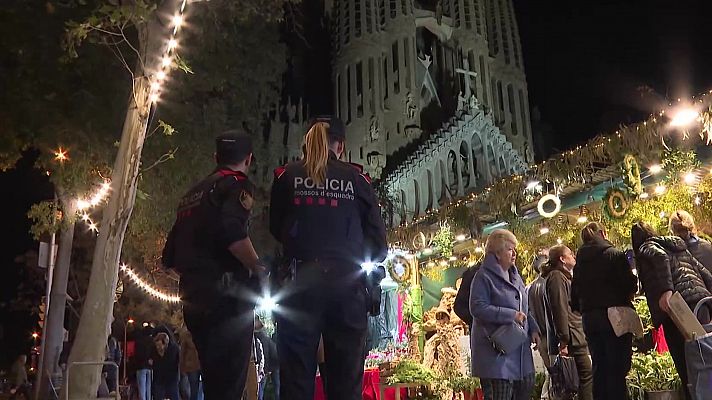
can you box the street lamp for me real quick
[123,318,134,384]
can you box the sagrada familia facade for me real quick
[254,0,532,225]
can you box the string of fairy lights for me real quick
[47,0,191,302]
[120,264,181,303]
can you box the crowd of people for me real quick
[455,210,712,400]
[115,318,277,400]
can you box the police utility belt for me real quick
[281,258,385,316]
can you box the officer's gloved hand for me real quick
[368,265,387,284]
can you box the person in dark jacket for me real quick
[632,221,712,400]
[542,245,592,400]
[571,222,637,400]
[152,332,180,400]
[669,210,712,273]
[134,325,154,400]
[269,117,387,400]
[453,262,481,330]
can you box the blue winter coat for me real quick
[469,253,539,380]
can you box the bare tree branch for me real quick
[140,147,179,173]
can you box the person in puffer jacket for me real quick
[632,221,712,400]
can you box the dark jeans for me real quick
[481,374,535,400]
[582,309,632,400]
[183,278,255,400]
[276,261,368,400]
[662,318,692,400]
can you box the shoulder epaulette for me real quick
[274,165,287,179]
[347,162,364,173]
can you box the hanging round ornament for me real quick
[623,154,643,196]
[412,231,428,250]
[387,255,412,284]
[603,187,630,219]
[537,194,562,219]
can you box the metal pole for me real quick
[123,324,128,385]
[35,192,58,400]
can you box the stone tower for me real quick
[327,0,534,177]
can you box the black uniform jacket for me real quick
[269,153,387,266]
[162,167,255,281]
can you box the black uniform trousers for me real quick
[181,274,255,400]
[276,260,368,400]
[581,309,632,400]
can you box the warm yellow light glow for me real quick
[639,192,649,199]
[161,56,172,68]
[32,333,39,339]
[76,199,90,210]
[150,93,160,103]
[556,238,563,245]
[475,247,483,253]
[151,81,161,91]
[156,71,167,81]
[427,261,435,268]
[54,147,68,162]
[670,108,700,127]
[577,215,588,224]
[655,185,667,195]
[649,164,662,174]
[172,14,183,28]
[168,38,178,50]
[127,318,135,324]
[449,256,457,261]
[540,227,550,235]
[88,222,98,232]
[455,234,466,242]
[684,172,698,185]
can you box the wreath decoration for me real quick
[388,255,411,284]
[623,154,643,196]
[537,194,562,219]
[603,187,630,219]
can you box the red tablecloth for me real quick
[314,369,407,400]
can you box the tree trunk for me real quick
[36,198,76,400]
[62,2,179,397]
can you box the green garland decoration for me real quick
[623,154,643,196]
[603,187,630,220]
[432,223,455,258]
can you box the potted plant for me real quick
[627,351,682,400]
[446,375,482,400]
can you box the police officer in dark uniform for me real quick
[162,132,267,400]
[269,116,388,400]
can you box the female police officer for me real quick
[269,116,387,400]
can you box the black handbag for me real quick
[485,290,529,354]
[549,355,579,399]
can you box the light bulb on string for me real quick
[684,172,698,186]
[649,164,662,174]
[156,71,167,81]
[54,147,69,162]
[172,14,184,28]
[655,185,667,195]
[167,38,178,50]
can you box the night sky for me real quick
[514,0,712,156]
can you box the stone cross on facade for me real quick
[455,58,477,99]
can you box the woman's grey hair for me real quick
[485,229,519,254]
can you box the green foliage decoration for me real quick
[385,360,438,385]
[432,223,455,258]
[662,149,700,184]
[627,351,681,399]
[633,297,653,335]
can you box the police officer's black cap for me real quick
[215,131,253,164]
[310,115,346,141]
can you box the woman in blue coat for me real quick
[469,229,541,400]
